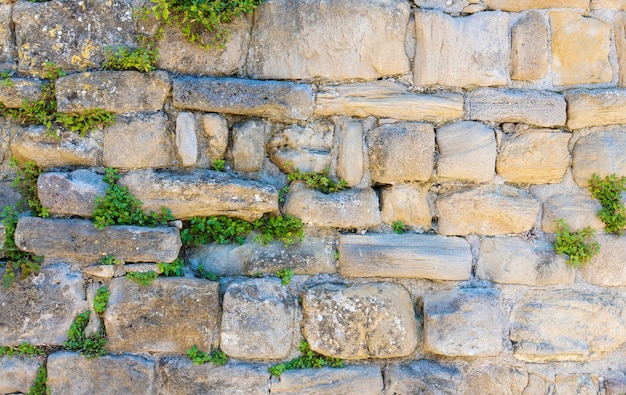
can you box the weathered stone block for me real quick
[175,112,197,167]
[0,78,42,108]
[511,11,548,81]
[302,282,418,359]
[465,366,530,395]
[37,169,107,218]
[593,0,626,8]
[232,119,266,173]
[554,374,600,395]
[581,235,626,286]
[615,13,626,87]
[384,360,464,395]
[119,169,279,221]
[201,113,229,163]
[380,183,431,228]
[510,289,626,361]
[0,356,42,394]
[541,193,605,232]
[605,371,626,395]
[268,122,333,174]
[14,217,181,263]
[572,129,626,186]
[484,0,589,10]
[247,0,409,81]
[335,119,363,186]
[173,76,314,122]
[338,234,472,281]
[414,10,509,87]
[423,288,503,357]
[567,89,626,130]
[0,4,13,64]
[270,366,383,395]
[105,277,219,353]
[83,264,126,279]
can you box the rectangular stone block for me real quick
[271,366,383,395]
[572,129,626,186]
[381,183,432,228]
[384,360,463,395]
[581,235,626,286]
[567,89,626,129]
[38,170,107,218]
[0,78,42,108]
[0,356,42,395]
[511,11,548,81]
[484,0,589,10]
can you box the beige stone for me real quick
[38,169,107,218]
[592,0,626,8]
[380,183,432,228]
[384,360,464,395]
[554,374,600,395]
[465,366,529,395]
[83,264,126,279]
[485,0,589,10]
[572,129,626,187]
[268,122,333,174]
[175,112,197,167]
[232,119,266,173]
[541,193,605,232]
[511,11,548,81]
[580,235,626,286]
[414,0,471,14]
[615,13,626,87]
[336,120,363,186]
[200,113,229,164]
[271,366,383,395]
[567,89,626,129]
[550,11,612,86]
[0,356,42,394]
[0,78,42,108]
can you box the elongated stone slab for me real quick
[338,234,472,281]
[271,366,383,395]
[484,0,589,11]
[384,360,464,395]
[567,89,626,129]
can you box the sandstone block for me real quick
[436,185,540,236]
[541,193,605,232]
[423,288,503,357]
[554,374,600,395]
[511,11,548,81]
[465,366,530,395]
[0,4,13,64]
[201,113,229,163]
[302,282,418,359]
[581,235,626,286]
[14,217,181,263]
[380,183,432,228]
[119,169,279,221]
[593,0,626,8]
[105,277,219,353]
[510,289,626,361]
[0,356,42,394]
[336,120,363,186]
[615,13,626,87]
[268,122,333,174]
[0,78,42,108]
[338,234,472,281]
[175,112,197,167]
[567,89,626,129]
[37,169,107,218]
[271,366,383,395]
[384,360,464,395]
[247,0,409,81]
[572,129,626,186]
[173,76,314,122]
[484,0,589,10]
[232,119,266,173]
[414,10,509,87]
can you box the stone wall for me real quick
[1,0,626,394]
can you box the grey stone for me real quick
[175,112,198,167]
[173,76,314,122]
[232,119,267,173]
[581,235,626,286]
[270,365,383,395]
[484,0,589,10]
[336,119,364,186]
[0,4,13,64]
[200,113,229,164]
[380,183,432,228]
[37,169,107,218]
[511,11,548,81]
[567,89,626,129]
[384,360,464,395]
[0,356,42,394]
[554,374,600,395]
[572,129,626,187]
[413,0,472,13]
[105,277,220,353]
[0,180,25,210]
[83,264,126,279]
[338,234,472,281]
[541,192,605,233]
[0,78,42,108]
[605,371,626,395]
[465,365,529,395]
[268,122,334,174]
[14,217,181,263]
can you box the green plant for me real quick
[0,70,13,88]
[589,173,626,234]
[1,206,44,288]
[10,159,48,218]
[0,342,46,358]
[278,185,289,203]
[195,265,220,281]
[334,251,339,261]
[276,268,294,285]
[392,220,405,234]
[103,45,159,73]
[212,158,225,172]
[158,258,184,277]
[93,286,110,315]
[126,270,158,286]
[287,167,348,194]
[554,219,600,267]
[99,254,123,265]
[253,215,304,246]
[29,365,49,395]
[186,345,228,366]
[269,340,343,377]
[64,311,107,358]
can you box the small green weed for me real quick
[276,268,294,285]
[29,365,49,395]
[186,345,228,366]
[126,270,158,286]
[103,45,159,73]
[195,265,220,281]
[212,158,225,172]
[64,311,107,358]
[287,167,348,194]
[93,286,110,315]
[0,70,13,88]
[278,185,289,203]
[392,220,405,234]
[554,219,599,267]
[99,255,123,265]
[10,159,48,218]
[269,340,343,377]
[334,251,339,261]
[1,206,44,288]
[158,258,184,277]
[589,173,626,234]
[0,342,46,358]
[253,215,304,246]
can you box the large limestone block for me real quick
[302,282,418,359]
[423,288,503,357]
[368,122,435,184]
[0,356,42,394]
[283,184,382,229]
[158,358,269,395]
[580,235,626,286]
[105,277,220,353]
[335,119,363,186]
[436,121,496,182]
[0,263,88,345]
[47,352,155,395]
[541,193,605,232]
[510,289,626,361]
[511,11,548,81]
[173,76,314,122]
[37,169,107,218]
[550,11,612,86]
[14,217,181,263]
[476,237,574,286]
[384,360,464,395]
[268,121,333,174]
[496,131,571,184]
[414,10,509,87]
[380,183,432,228]
[247,0,410,81]
[270,366,384,395]
[567,89,626,130]
[572,129,626,186]
[314,82,464,122]
[0,78,42,108]
[338,234,472,281]
[0,4,13,64]
[466,88,567,128]
[119,169,279,221]
[56,71,170,114]
[484,0,589,10]
[436,185,540,236]
[232,119,266,173]
[465,366,530,395]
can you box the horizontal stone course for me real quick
[484,0,589,10]
[567,89,626,130]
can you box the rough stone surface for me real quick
[0,78,42,108]
[476,237,575,286]
[314,82,464,122]
[200,113,229,163]
[605,371,626,395]
[384,360,464,395]
[83,264,126,279]
[37,169,107,218]
[335,120,363,186]
[423,288,503,357]
[173,76,314,122]
[14,217,181,263]
[221,278,296,360]
[232,119,267,173]
[484,0,589,10]
[119,169,278,221]
[510,289,626,361]
[0,356,42,394]
[616,13,626,87]
[414,10,509,87]
[247,0,410,81]
[268,122,333,174]
[270,365,384,395]
[467,89,567,128]
[572,129,626,186]
[47,352,155,395]
[465,366,530,395]
[436,185,540,236]
[302,282,418,359]
[580,235,626,286]
[0,4,13,64]
[593,0,626,8]
[567,89,626,129]
[550,11,612,86]
[436,121,496,182]
[380,183,432,228]
[0,263,88,345]
[338,234,472,281]
[175,112,197,167]
[554,374,600,395]
[105,277,219,353]
[541,192,605,232]
[511,11,548,81]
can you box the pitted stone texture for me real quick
[232,119,267,173]
[616,13,626,86]
[385,360,464,395]
[14,217,181,263]
[511,11,548,81]
[336,120,363,186]
[270,365,383,395]
[283,184,382,230]
[581,235,626,286]
[368,122,434,184]
[467,89,566,128]
[105,277,219,353]
[605,371,626,395]
[0,4,13,64]
[0,263,87,345]
[0,78,42,108]
[572,129,626,187]
[175,112,197,167]
[37,169,107,218]
[484,0,589,10]
[414,10,509,87]
[541,193,605,232]
[269,122,333,174]
[158,358,269,395]
[47,352,155,395]
[567,89,626,129]
[13,0,135,75]
[436,185,540,236]
[315,82,464,122]
[119,169,279,221]
[380,183,431,228]
[0,356,42,394]
[476,237,574,286]
[465,366,530,395]
[302,282,418,359]
[221,278,295,360]
[338,234,472,281]
[551,11,612,86]
[248,0,409,81]
[173,76,314,122]
[201,113,229,163]
[510,289,626,362]
[423,288,503,357]
[554,374,600,395]
[496,131,571,184]
[436,121,496,182]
